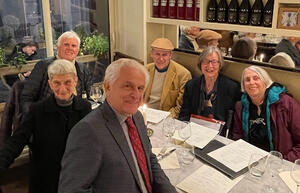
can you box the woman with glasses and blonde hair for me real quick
[179,46,241,135]
[232,66,300,162]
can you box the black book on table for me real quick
[194,139,249,179]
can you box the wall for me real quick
[112,0,144,61]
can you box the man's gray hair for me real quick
[197,46,224,70]
[241,66,273,92]
[104,58,150,87]
[48,59,77,80]
[56,31,80,47]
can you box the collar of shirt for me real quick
[155,64,169,73]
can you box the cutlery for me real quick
[157,148,176,161]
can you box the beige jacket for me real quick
[144,60,192,118]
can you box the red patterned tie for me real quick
[125,117,152,193]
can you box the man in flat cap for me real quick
[197,30,222,51]
[144,38,191,118]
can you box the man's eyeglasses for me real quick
[202,60,219,65]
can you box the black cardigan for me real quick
[179,73,241,127]
[0,95,91,193]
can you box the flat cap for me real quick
[198,30,222,41]
[151,38,174,50]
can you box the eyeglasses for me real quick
[202,60,220,65]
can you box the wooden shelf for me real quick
[144,0,300,62]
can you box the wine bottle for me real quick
[207,0,217,22]
[263,0,274,27]
[160,0,169,18]
[228,0,239,24]
[250,0,263,26]
[153,0,161,18]
[238,0,251,25]
[195,0,200,21]
[185,0,196,20]
[217,0,228,23]
[177,0,186,19]
[168,0,177,19]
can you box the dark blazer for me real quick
[276,39,300,67]
[58,101,176,193]
[0,95,91,193]
[179,34,194,51]
[179,74,241,130]
[21,56,93,112]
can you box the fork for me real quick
[157,146,168,159]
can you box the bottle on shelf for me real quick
[195,0,200,21]
[160,0,169,18]
[263,0,274,27]
[177,0,186,19]
[228,0,239,24]
[185,0,196,20]
[238,0,251,25]
[207,0,217,22]
[250,0,263,26]
[153,0,161,18]
[217,0,228,23]
[168,0,177,19]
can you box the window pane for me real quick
[50,0,110,83]
[0,0,46,61]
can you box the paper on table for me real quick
[208,139,268,172]
[172,122,219,149]
[279,171,298,193]
[138,107,170,124]
[176,165,243,193]
[152,148,180,169]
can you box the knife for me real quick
[157,148,176,161]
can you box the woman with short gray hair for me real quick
[0,59,91,193]
[232,66,300,162]
[179,46,241,136]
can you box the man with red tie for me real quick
[58,58,176,193]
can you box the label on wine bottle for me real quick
[217,11,226,22]
[228,11,237,23]
[178,0,184,7]
[186,0,193,8]
[169,0,176,6]
[250,12,262,25]
[196,0,200,8]
[153,0,159,6]
[239,11,249,24]
[161,0,167,6]
[263,14,272,27]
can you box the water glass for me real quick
[248,153,267,178]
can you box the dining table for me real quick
[148,119,294,193]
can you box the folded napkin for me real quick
[152,147,180,169]
[279,171,297,193]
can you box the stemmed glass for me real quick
[291,159,300,193]
[178,121,193,165]
[162,117,176,146]
[264,151,283,193]
[89,85,102,103]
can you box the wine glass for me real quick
[291,159,300,193]
[162,117,175,146]
[263,151,283,193]
[89,85,102,103]
[248,153,267,179]
[178,122,193,165]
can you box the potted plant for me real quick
[0,47,8,67]
[82,33,109,58]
